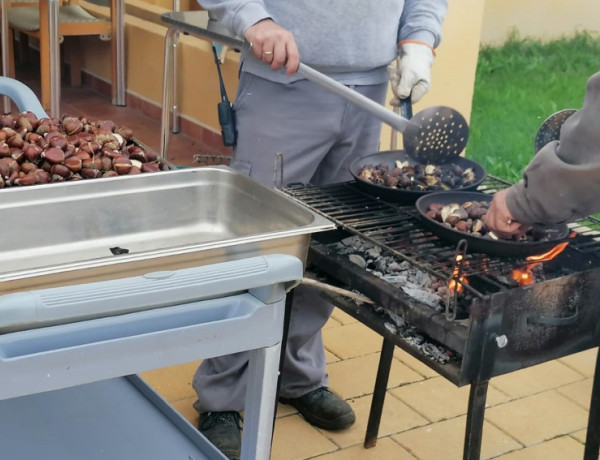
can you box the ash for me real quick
[329,236,458,364]
[333,236,445,310]
[378,307,456,364]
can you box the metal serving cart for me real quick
[0,75,335,458]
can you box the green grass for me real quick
[466,31,600,182]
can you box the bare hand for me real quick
[484,189,524,239]
[244,19,300,77]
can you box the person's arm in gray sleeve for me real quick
[506,71,600,225]
[198,0,270,38]
[389,0,448,103]
[398,0,448,48]
[197,0,299,74]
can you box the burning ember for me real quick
[448,254,469,294]
[511,240,571,286]
[511,267,536,286]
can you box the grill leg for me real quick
[463,380,489,460]
[584,349,600,460]
[364,338,395,448]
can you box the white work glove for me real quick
[388,42,435,104]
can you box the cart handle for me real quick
[0,77,49,119]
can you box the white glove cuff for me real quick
[398,40,436,57]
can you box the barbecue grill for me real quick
[283,176,600,460]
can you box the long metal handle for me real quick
[296,63,417,134]
[301,277,374,305]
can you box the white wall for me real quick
[481,0,600,45]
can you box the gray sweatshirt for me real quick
[199,0,447,83]
[507,71,600,225]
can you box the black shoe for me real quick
[198,411,243,460]
[280,386,355,431]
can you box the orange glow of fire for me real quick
[449,254,469,293]
[511,264,539,286]
[526,240,570,262]
[511,238,572,286]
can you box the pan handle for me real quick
[400,96,413,119]
[391,97,413,150]
[296,63,418,134]
[526,307,579,327]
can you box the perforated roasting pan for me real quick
[0,166,334,296]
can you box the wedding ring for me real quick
[263,50,273,55]
[506,219,512,225]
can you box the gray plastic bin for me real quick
[0,254,303,460]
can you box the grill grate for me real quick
[284,176,600,288]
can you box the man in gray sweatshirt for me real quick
[193,2,447,458]
[485,71,600,237]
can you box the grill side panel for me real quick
[462,266,600,382]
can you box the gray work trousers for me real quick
[193,72,387,412]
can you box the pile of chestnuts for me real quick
[425,201,555,243]
[425,201,492,237]
[358,160,477,192]
[0,112,173,188]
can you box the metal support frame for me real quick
[48,0,60,116]
[1,0,126,117]
[584,349,600,459]
[361,336,490,460]
[160,25,178,159]
[463,381,489,460]
[159,11,246,160]
[113,0,126,106]
[170,0,180,134]
[1,0,11,113]
[364,338,395,448]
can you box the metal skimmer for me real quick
[534,108,577,153]
[296,64,469,163]
[403,104,470,163]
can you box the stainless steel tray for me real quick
[0,166,334,294]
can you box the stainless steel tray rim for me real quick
[1,166,335,286]
[0,227,333,284]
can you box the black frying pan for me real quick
[415,191,570,258]
[349,150,486,205]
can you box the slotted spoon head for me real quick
[534,109,577,154]
[403,106,469,164]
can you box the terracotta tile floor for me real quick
[11,76,600,459]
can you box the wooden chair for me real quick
[1,0,125,117]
